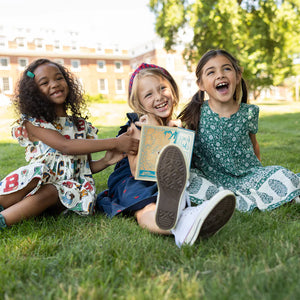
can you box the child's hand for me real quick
[135,114,160,127]
[103,150,126,165]
[167,119,182,127]
[116,131,139,155]
[90,150,126,173]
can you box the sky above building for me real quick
[0,0,157,48]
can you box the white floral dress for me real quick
[0,116,98,215]
[188,101,300,212]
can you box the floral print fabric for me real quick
[188,101,300,211]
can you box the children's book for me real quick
[135,124,195,181]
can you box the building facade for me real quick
[0,24,196,103]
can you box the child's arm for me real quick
[89,150,126,174]
[24,121,139,155]
[249,133,261,161]
[127,123,141,177]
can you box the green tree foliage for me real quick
[149,0,300,97]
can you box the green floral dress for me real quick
[188,101,300,212]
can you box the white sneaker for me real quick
[171,190,236,247]
[294,196,300,204]
[155,144,188,230]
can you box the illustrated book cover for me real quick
[135,124,195,181]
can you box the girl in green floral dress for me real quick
[179,49,300,212]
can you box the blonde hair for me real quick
[128,68,179,125]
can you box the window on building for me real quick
[54,40,61,51]
[71,41,78,52]
[97,60,106,72]
[98,78,108,94]
[96,43,104,54]
[0,77,12,93]
[16,37,26,49]
[18,58,28,70]
[131,63,138,71]
[114,44,120,54]
[0,36,7,48]
[35,38,44,50]
[54,59,64,65]
[115,79,125,94]
[0,57,9,69]
[114,61,123,72]
[71,59,81,71]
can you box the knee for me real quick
[135,203,156,227]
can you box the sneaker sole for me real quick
[185,190,236,245]
[155,145,187,230]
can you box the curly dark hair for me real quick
[13,58,87,128]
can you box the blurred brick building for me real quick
[0,24,196,103]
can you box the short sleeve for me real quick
[117,113,139,137]
[86,121,98,139]
[11,115,55,147]
[247,105,259,134]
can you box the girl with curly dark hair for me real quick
[0,59,138,229]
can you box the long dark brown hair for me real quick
[178,49,248,132]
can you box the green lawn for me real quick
[0,102,300,299]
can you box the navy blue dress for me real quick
[96,113,157,217]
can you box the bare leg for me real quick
[135,203,171,235]
[1,184,62,226]
[0,178,40,208]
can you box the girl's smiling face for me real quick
[34,63,69,112]
[198,55,241,105]
[137,75,174,120]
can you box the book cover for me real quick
[135,124,195,181]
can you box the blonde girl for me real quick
[97,63,236,247]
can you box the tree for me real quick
[149,0,300,98]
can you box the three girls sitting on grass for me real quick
[1,53,299,248]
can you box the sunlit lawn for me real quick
[0,100,300,299]
[1,100,300,140]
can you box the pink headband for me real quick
[128,63,170,96]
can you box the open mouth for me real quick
[216,82,229,92]
[51,90,63,96]
[155,101,168,109]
